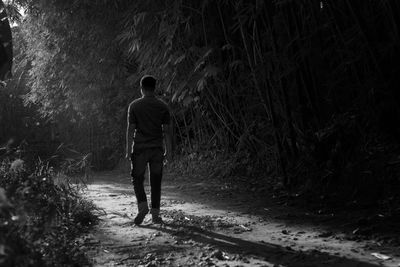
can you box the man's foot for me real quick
[151,208,163,224]
[134,202,149,225]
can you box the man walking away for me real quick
[125,75,171,225]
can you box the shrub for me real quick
[0,156,98,266]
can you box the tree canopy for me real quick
[3,0,400,196]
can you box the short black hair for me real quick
[140,75,156,90]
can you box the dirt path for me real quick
[81,172,400,267]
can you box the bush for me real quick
[290,112,400,206]
[0,156,98,266]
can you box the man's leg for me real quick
[148,148,164,223]
[131,148,149,224]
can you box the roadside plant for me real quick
[0,153,98,266]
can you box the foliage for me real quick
[9,0,400,198]
[0,154,98,266]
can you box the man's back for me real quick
[129,96,170,149]
[126,75,171,225]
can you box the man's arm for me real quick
[126,105,136,159]
[126,123,136,159]
[162,123,172,160]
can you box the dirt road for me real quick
[81,171,399,267]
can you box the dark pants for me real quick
[131,147,164,209]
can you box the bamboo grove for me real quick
[6,0,400,195]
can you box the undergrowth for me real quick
[0,156,98,266]
[168,138,400,212]
[166,149,279,195]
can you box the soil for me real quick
[80,168,400,267]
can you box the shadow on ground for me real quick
[141,223,379,267]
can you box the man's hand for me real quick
[126,106,136,161]
[162,123,172,164]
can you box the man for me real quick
[126,75,171,225]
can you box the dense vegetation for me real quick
[0,152,98,266]
[2,0,400,205]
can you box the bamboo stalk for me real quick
[237,6,288,185]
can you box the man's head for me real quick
[140,75,156,95]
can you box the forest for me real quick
[1,0,400,266]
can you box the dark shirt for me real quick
[128,95,171,149]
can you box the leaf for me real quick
[133,12,147,26]
[222,43,233,50]
[172,81,187,102]
[239,224,252,231]
[194,48,214,72]
[196,78,206,92]
[371,253,391,260]
[183,96,193,107]
[174,54,186,65]
[204,65,220,78]
[229,60,243,70]
[318,231,333,238]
